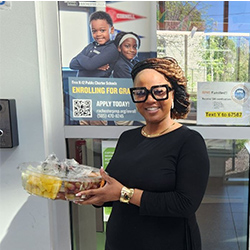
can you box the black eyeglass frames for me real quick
[130,84,173,103]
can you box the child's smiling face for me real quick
[90,19,114,45]
[118,38,138,60]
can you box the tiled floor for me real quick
[196,177,248,250]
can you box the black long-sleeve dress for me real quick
[105,125,210,250]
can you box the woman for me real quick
[76,57,210,250]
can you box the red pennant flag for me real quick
[106,6,146,23]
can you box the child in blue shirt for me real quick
[113,31,141,78]
[70,11,119,77]
[112,32,142,126]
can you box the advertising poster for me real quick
[197,82,250,125]
[101,140,117,169]
[68,77,143,124]
[58,1,157,125]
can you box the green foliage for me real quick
[199,36,249,82]
[236,140,249,151]
[166,1,203,30]
[156,1,250,83]
[157,1,217,31]
[228,140,249,153]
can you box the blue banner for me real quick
[68,77,143,124]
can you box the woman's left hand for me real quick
[74,168,123,206]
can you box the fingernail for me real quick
[75,193,80,197]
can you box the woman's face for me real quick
[134,69,173,125]
[118,38,138,60]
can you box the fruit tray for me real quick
[19,155,104,201]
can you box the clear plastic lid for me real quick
[18,153,101,181]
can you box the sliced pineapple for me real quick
[24,172,62,199]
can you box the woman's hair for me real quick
[114,31,141,48]
[131,57,190,119]
[89,11,113,27]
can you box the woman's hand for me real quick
[74,168,123,206]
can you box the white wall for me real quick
[0,2,71,250]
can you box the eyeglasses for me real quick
[130,84,173,103]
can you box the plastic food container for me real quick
[20,164,63,200]
[64,173,103,201]
[19,159,104,201]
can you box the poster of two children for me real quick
[58,1,157,126]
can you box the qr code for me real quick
[73,99,92,118]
